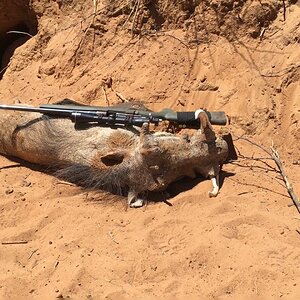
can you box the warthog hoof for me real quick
[208,175,219,197]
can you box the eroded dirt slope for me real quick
[0,0,299,298]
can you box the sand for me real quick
[0,0,299,298]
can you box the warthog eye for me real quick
[149,165,159,170]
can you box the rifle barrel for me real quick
[0,103,228,127]
[0,104,160,127]
[40,104,228,126]
[0,104,75,117]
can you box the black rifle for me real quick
[0,101,228,128]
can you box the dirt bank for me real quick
[0,0,299,298]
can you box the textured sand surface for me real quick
[0,1,299,298]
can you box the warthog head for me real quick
[60,122,229,207]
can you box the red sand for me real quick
[0,1,299,298]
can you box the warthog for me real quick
[0,106,229,207]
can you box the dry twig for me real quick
[56,180,76,187]
[28,248,38,259]
[7,31,33,38]
[131,0,141,36]
[282,0,286,21]
[102,86,109,106]
[261,63,300,78]
[2,240,28,245]
[70,0,100,71]
[116,91,129,102]
[112,1,131,17]
[236,136,300,214]
[54,255,60,270]
[93,0,98,14]
[107,231,119,244]
[0,66,9,76]
[121,0,138,32]
[270,143,300,214]
[259,28,266,41]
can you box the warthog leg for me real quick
[127,189,144,208]
[208,175,219,197]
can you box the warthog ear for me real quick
[222,133,238,162]
[100,151,128,166]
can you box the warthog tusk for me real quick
[128,189,144,208]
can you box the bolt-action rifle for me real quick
[0,99,229,128]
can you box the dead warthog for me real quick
[0,107,230,207]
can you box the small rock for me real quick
[182,87,190,93]
[194,82,219,92]
[292,160,299,165]
[268,111,275,119]
[5,188,14,195]
[22,180,31,187]
[200,75,207,83]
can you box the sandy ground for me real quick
[0,0,299,298]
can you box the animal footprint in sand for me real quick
[146,221,193,255]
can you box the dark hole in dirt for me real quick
[146,2,165,31]
[0,0,38,80]
[0,23,37,79]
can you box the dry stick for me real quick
[54,255,60,270]
[55,180,76,187]
[237,136,300,214]
[0,66,9,75]
[177,99,185,106]
[93,0,98,15]
[28,248,38,259]
[7,31,33,38]
[71,0,99,72]
[102,86,109,106]
[116,91,128,102]
[121,0,138,31]
[259,28,266,41]
[2,240,28,245]
[112,1,131,17]
[235,145,277,171]
[89,0,98,62]
[107,231,119,244]
[270,144,300,214]
[261,63,300,78]
[131,0,141,36]
[282,0,286,21]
